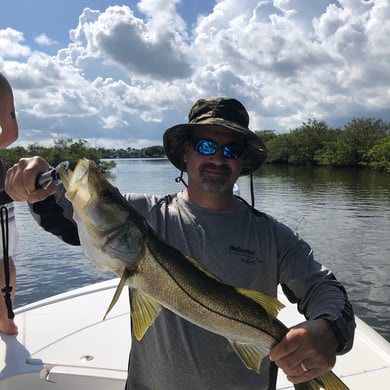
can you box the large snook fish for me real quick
[58,159,349,390]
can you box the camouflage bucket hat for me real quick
[163,97,268,176]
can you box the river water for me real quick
[11,159,390,342]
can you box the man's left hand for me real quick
[269,319,339,383]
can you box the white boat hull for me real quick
[1,279,389,389]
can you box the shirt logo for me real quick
[229,245,262,265]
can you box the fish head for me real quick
[57,159,144,274]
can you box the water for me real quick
[11,159,390,342]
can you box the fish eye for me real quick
[100,188,114,201]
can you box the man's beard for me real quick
[198,163,232,193]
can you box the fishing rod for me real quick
[0,161,69,203]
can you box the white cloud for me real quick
[1,0,389,149]
[67,5,192,80]
[0,28,31,58]
[35,33,58,46]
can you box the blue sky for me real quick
[1,0,389,149]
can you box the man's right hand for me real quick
[5,156,57,203]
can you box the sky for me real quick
[1,0,389,149]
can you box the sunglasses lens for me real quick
[193,139,245,159]
[223,144,245,159]
[194,139,217,156]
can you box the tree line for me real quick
[0,139,165,171]
[256,117,390,173]
[0,117,389,173]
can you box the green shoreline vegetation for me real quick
[1,117,389,173]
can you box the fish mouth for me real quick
[57,159,90,201]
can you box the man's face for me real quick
[184,126,245,194]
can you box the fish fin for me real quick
[184,255,224,282]
[294,379,324,390]
[294,370,349,390]
[103,268,130,320]
[236,288,285,319]
[315,370,349,390]
[323,370,349,389]
[229,340,269,373]
[129,288,162,341]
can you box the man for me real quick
[5,97,355,388]
[0,73,19,335]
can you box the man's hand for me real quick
[5,156,57,203]
[269,319,339,383]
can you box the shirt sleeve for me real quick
[29,185,80,245]
[274,220,356,354]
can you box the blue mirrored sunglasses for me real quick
[192,139,246,159]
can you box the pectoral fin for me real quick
[103,268,131,320]
[130,288,162,341]
[229,340,270,373]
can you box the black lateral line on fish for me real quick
[144,238,280,340]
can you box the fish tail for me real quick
[294,370,349,390]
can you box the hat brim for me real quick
[163,120,268,175]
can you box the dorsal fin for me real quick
[184,254,225,282]
[236,288,284,319]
